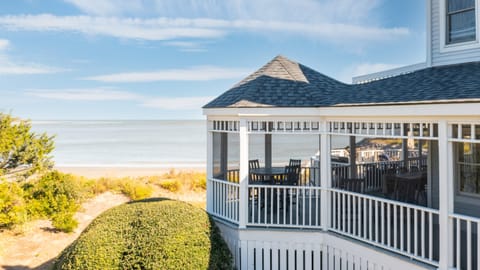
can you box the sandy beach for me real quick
[55,166,206,178]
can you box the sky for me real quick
[0,0,426,120]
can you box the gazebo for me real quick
[203,55,480,270]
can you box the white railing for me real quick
[450,214,480,270]
[329,188,439,266]
[247,184,322,228]
[210,178,240,224]
[332,158,428,192]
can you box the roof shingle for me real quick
[203,55,480,109]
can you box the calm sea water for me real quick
[31,120,349,167]
[31,120,207,168]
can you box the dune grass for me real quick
[0,169,207,233]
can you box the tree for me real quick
[0,113,54,177]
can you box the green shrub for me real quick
[52,211,78,233]
[148,170,207,193]
[115,179,153,200]
[25,171,82,232]
[54,199,232,270]
[157,179,181,192]
[0,181,27,229]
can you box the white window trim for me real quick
[439,0,480,53]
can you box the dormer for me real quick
[430,0,480,66]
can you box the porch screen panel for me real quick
[451,123,480,197]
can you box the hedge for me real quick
[54,198,232,270]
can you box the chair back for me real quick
[289,159,301,167]
[249,159,260,170]
[283,165,300,185]
[338,178,365,193]
[249,159,261,183]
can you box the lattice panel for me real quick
[211,120,239,132]
[328,121,438,139]
[247,120,320,134]
[450,123,480,143]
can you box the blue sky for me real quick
[0,0,426,120]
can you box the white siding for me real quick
[431,0,480,66]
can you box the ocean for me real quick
[31,120,207,168]
[31,120,349,168]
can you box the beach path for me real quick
[0,192,129,270]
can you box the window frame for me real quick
[439,0,480,53]
[454,141,480,198]
[446,0,476,44]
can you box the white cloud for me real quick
[63,0,144,16]
[25,88,214,111]
[0,15,225,41]
[163,41,207,52]
[84,66,251,83]
[0,57,65,75]
[64,0,380,23]
[142,96,215,110]
[0,39,9,50]
[0,14,409,43]
[351,63,404,77]
[25,89,141,101]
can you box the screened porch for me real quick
[207,119,480,269]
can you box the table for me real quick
[250,167,286,184]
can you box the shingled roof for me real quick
[203,55,480,109]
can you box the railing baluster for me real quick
[264,187,267,224]
[407,207,411,254]
[393,205,397,249]
[387,203,391,247]
[414,209,418,256]
[347,193,351,234]
[421,210,425,258]
[303,188,306,226]
[375,200,379,243]
[429,212,433,260]
[381,201,385,244]
[457,218,461,268]
[400,206,404,251]
[369,199,373,241]
[353,195,357,235]
[342,193,346,232]
[477,222,480,270]
[331,191,338,229]
[467,220,472,270]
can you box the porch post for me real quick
[402,139,409,168]
[349,136,357,178]
[206,120,214,213]
[438,120,453,270]
[265,134,272,168]
[320,120,331,230]
[239,119,249,228]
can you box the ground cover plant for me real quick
[54,199,232,270]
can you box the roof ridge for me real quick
[276,56,300,82]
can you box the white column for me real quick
[239,119,249,228]
[320,120,331,230]
[206,120,214,213]
[438,120,454,270]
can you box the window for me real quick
[447,0,476,44]
[456,142,480,196]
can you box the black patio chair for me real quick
[288,159,301,167]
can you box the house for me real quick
[202,1,480,269]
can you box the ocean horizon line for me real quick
[55,163,206,168]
